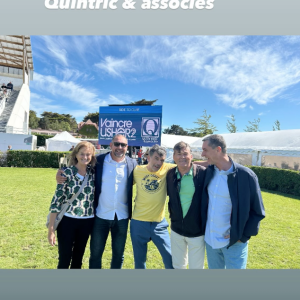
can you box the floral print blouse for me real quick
[49,165,95,217]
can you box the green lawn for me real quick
[0,167,299,269]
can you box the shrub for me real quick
[0,151,7,167]
[247,166,300,196]
[78,125,98,138]
[6,150,70,168]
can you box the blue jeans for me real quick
[205,241,249,269]
[89,215,129,269]
[130,218,173,269]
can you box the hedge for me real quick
[6,150,70,168]
[0,151,7,167]
[3,152,300,196]
[247,166,300,197]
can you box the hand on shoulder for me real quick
[56,168,67,184]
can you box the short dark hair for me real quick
[149,144,166,157]
[202,134,227,154]
[111,134,128,143]
[173,141,191,153]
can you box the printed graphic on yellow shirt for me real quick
[141,174,162,193]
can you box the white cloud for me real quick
[107,95,127,104]
[93,36,300,109]
[32,36,300,112]
[30,93,64,116]
[30,73,133,122]
[258,112,264,116]
[56,68,84,81]
[283,36,300,45]
[95,56,130,78]
[31,72,101,110]
[40,36,69,66]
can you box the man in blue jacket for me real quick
[89,134,137,268]
[201,134,265,269]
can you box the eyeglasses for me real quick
[113,142,127,148]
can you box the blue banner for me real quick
[98,106,163,147]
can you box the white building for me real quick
[0,35,36,152]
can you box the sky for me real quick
[29,35,300,134]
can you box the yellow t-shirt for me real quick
[132,163,176,222]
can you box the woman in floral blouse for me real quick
[48,141,96,269]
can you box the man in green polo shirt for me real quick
[166,141,207,269]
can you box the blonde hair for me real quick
[68,141,96,167]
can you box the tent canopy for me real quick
[156,130,300,162]
[190,129,300,151]
[46,131,80,151]
[143,134,202,162]
[161,134,201,149]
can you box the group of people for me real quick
[0,82,13,102]
[48,133,265,269]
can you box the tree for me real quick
[83,112,99,124]
[226,114,237,133]
[51,120,60,131]
[61,121,71,131]
[38,111,77,131]
[69,117,78,131]
[244,118,260,132]
[38,116,51,130]
[273,120,280,131]
[187,110,218,137]
[163,124,188,135]
[29,110,39,129]
[130,99,158,105]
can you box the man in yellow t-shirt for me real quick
[130,144,176,269]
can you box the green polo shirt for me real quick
[175,165,195,218]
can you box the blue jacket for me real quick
[201,158,266,248]
[93,152,137,219]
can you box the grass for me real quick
[0,167,299,269]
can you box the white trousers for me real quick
[171,229,205,269]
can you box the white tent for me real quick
[151,130,300,166]
[189,129,300,167]
[161,134,201,149]
[46,131,80,151]
[141,134,202,162]
[190,129,300,151]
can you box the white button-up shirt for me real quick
[96,154,128,220]
[205,163,234,249]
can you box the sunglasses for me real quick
[113,142,127,148]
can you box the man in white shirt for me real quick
[89,134,137,268]
[201,134,265,269]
